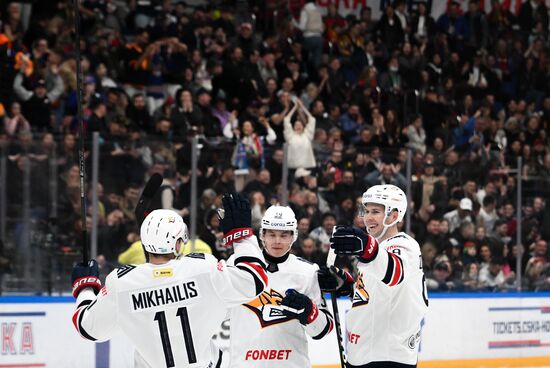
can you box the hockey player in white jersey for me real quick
[324,184,428,368]
[227,205,334,367]
[71,193,268,368]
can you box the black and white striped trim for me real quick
[117,264,136,278]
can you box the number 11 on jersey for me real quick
[154,307,197,367]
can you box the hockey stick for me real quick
[327,248,347,368]
[134,173,163,263]
[134,173,163,227]
[73,0,87,263]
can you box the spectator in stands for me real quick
[518,0,549,41]
[426,256,462,291]
[444,197,473,233]
[309,212,336,253]
[249,191,267,232]
[376,5,404,53]
[126,93,153,133]
[476,194,498,234]
[243,169,274,204]
[213,164,236,195]
[478,256,507,291]
[462,261,480,291]
[413,159,439,222]
[421,242,438,274]
[294,237,324,266]
[283,98,316,171]
[296,0,324,75]
[406,114,427,154]
[3,101,30,137]
[365,162,407,190]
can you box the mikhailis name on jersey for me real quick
[131,281,198,311]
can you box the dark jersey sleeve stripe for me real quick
[381,251,395,284]
[234,256,267,270]
[76,303,98,341]
[236,265,265,295]
[388,253,404,287]
[312,310,334,340]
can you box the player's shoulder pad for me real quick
[183,252,218,267]
[185,253,207,260]
[386,233,418,247]
[296,256,314,265]
[116,264,136,278]
[292,255,320,272]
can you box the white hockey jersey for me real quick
[346,232,428,367]
[227,253,333,368]
[72,237,267,368]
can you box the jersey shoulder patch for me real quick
[116,264,136,278]
[185,253,206,260]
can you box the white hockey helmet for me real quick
[362,184,407,238]
[140,209,189,256]
[260,205,298,244]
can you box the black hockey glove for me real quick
[280,289,318,325]
[218,192,253,247]
[330,226,379,263]
[318,265,354,296]
[72,259,101,298]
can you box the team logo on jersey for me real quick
[408,330,421,350]
[153,268,173,278]
[243,288,292,327]
[352,273,370,308]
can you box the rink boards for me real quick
[1,293,550,368]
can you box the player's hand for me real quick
[318,266,354,296]
[71,260,101,298]
[330,226,379,262]
[218,192,253,247]
[280,289,318,325]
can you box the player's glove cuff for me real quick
[357,235,379,263]
[72,276,101,298]
[222,227,254,248]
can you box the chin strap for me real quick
[367,210,399,241]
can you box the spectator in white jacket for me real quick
[405,114,427,154]
[284,98,316,170]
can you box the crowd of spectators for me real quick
[1,0,550,293]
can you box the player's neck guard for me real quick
[263,249,290,273]
[263,249,290,263]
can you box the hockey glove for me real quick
[218,192,253,247]
[318,265,354,296]
[72,259,101,298]
[280,289,318,325]
[330,226,379,263]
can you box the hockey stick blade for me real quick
[327,248,337,267]
[135,173,163,227]
[141,173,163,199]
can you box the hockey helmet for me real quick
[140,209,189,256]
[260,205,298,244]
[362,184,407,238]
